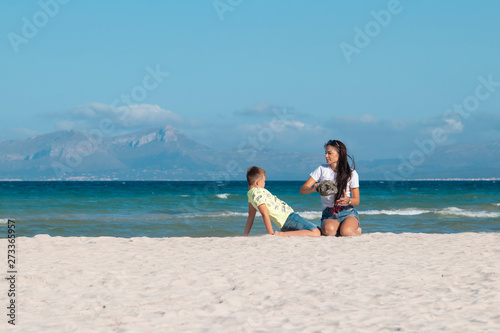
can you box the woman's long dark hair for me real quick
[324,140,356,203]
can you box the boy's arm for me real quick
[257,203,275,235]
[243,203,257,236]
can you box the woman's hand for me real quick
[336,188,359,206]
[335,189,351,205]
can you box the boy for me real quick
[243,166,321,237]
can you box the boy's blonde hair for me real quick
[246,166,266,186]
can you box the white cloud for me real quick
[443,118,464,133]
[235,102,280,116]
[360,114,378,124]
[35,101,500,162]
[55,120,75,130]
[69,103,108,118]
[50,103,183,133]
[281,120,306,129]
[246,102,277,113]
[234,102,300,118]
[391,119,414,131]
[0,127,39,142]
[335,114,380,125]
[117,104,182,127]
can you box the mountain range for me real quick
[0,126,498,180]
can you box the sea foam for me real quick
[182,211,248,219]
[436,207,500,218]
[296,211,322,220]
[360,208,430,216]
[360,207,500,218]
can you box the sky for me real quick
[1,0,500,161]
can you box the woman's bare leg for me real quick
[321,218,340,236]
[339,216,361,236]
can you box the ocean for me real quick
[1,181,499,238]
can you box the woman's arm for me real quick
[300,177,319,195]
[350,187,360,206]
[336,188,360,206]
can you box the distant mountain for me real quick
[0,126,498,180]
[0,126,322,180]
[357,141,500,180]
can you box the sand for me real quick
[2,232,500,332]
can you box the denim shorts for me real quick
[321,205,359,224]
[281,212,319,231]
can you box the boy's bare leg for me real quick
[274,228,321,237]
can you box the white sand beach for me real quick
[3,233,500,332]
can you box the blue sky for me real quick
[1,0,499,160]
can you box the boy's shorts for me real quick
[321,205,359,224]
[281,212,319,232]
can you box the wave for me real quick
[0,218,11,225]
[296,211,322,220]
[181,210,323,220]
[360,207,500,218]
[182,211,248,219]
[436,207,500,218]
[215,193,231,199]
[210,211,246,217]
[183,207,499,220]
[361,208,430,216]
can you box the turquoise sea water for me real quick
[1,181,499,238]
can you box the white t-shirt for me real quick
[310,164,359,210]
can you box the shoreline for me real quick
[1,178,499,181]
[3,229,500,238]
[3,232,499,331]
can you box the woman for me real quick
[300,140,361,236]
